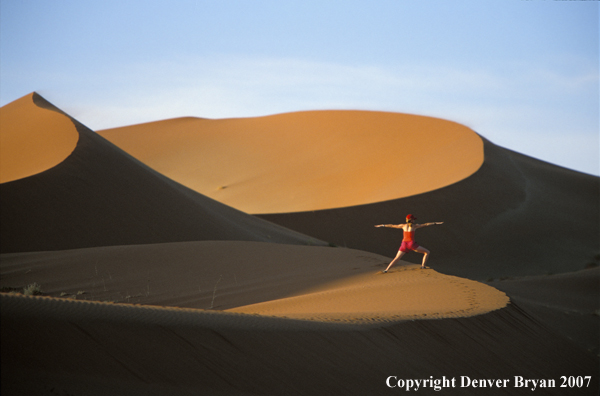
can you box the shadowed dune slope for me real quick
[0,241,394,311]
[2,294,598,395]
[0,94,321,253]
[98,111,483,213]
[262,138,600,280]
[0,93,79,183]
[491,267,600,358]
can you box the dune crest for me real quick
[229,265,508,323]
[0,93,79,183]
[0,94,320,253]
[99,110,483,213]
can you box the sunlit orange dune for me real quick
[229,264,508,324]
[0,94,321,253]
[98,111,483,214]
[98,109,599,282]
[0,93,79,183]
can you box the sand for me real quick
[1,93,598,395]
[0,93,321,253]
[229,264,508,323]
[491,267,600,357]
[0,93,79,183]
[99,111,483,213]
[2,294,596,395]
[261,136,600,280]
[1,241,508,324]
[99,108,598,281]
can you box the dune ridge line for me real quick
[99,110,484,213]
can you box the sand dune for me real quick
[3,233,595,395]
[99,111,483,213]
[492,267,600,357]
[0,241,395,311]
[0,93,321,253]
[0,93,79,183]
[262,137,600,280]
[0,241,507,324]
[99,109,599,280]
[229,265,507,323]
[2,293,597,395]
[1,93,598,395]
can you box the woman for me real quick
[375,214,443,272]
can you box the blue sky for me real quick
[1,0,598,175]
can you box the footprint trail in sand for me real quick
[229,264,509,324]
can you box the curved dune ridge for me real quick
[0,94,320,253]
[99,111,484,213]
[228,265,508,323]
[0,93,79,183]
[259,137,600,279]
[1,241,508,325]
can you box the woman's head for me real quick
[406,214,417,223]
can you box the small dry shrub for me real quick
[23,283,43,296]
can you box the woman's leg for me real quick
[384,250,405,272]
[414,246,431,268]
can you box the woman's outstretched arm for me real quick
[375,224,404,229]
[415,222,443,228]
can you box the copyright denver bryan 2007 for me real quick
[385,375,594,392]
